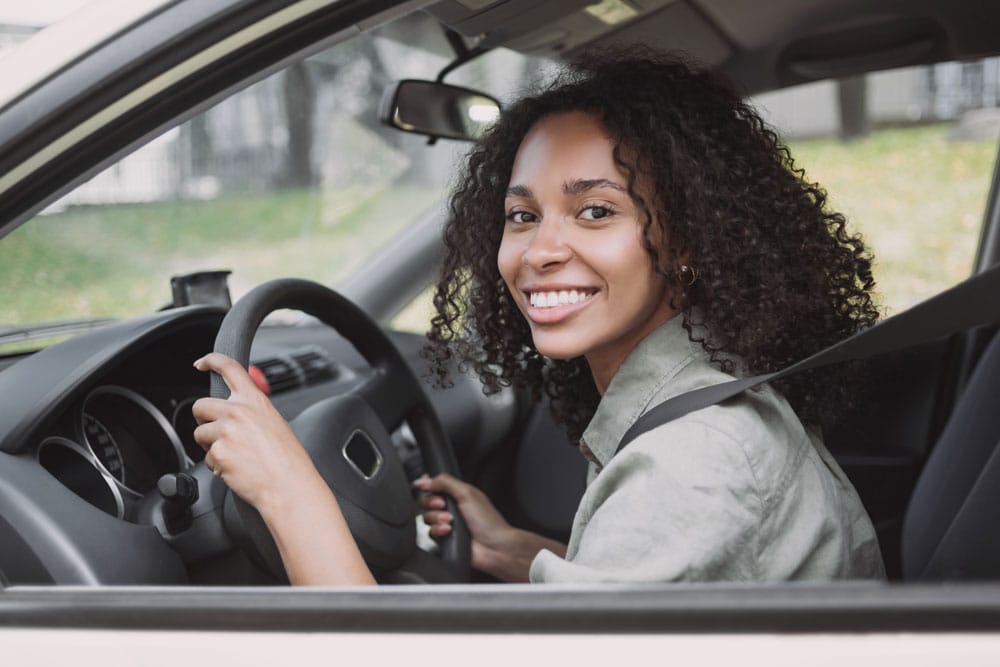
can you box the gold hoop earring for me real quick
[677,264,697,287]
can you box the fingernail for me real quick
[193,357,205,368]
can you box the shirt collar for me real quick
[579,314,704,469]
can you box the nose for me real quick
[522,217,572,270]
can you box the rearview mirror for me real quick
[379,80,501,142]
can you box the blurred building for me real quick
[754,59,1000,139]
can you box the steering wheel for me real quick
[207,278,470,583]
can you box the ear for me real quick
[664,238,696,311]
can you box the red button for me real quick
[248,365,271,395]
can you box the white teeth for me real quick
[529,290,594,309]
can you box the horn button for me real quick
[343,429,383,481]
[288,392,416,569]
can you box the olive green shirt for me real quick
[529,315,886,583]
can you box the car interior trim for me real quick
[973,150,1000,273]
[36,436,126,520]
[0,0,174,112]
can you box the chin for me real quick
[530,335,589,361]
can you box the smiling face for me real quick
[497,111,680,392]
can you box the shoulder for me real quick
[603,383,811,501]
[582,409,766,516]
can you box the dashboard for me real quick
[0,304,524,585]
[4,310,220,528]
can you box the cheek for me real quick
[593,226,655,276]
[496,234,522,291]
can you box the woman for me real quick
[193,49,886,585]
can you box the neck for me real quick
[586,308,681,395]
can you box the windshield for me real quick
[0,10,550,352]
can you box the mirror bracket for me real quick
[423,27,492,145]
[436,27,490,84]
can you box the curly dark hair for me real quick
[425,47,878,442]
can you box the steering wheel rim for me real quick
[208,278,470,582]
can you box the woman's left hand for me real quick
[191,352,320,515]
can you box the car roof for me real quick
[429,0,999,93]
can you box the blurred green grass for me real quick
[1,184,442,330]
[1,123,997,345]
[787,123,997,316]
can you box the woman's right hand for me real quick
[414,473,566,582]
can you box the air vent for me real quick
[253,346,337,395]
[255,357,301,394]
[291,348,337,385]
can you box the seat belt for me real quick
[615,261,1000,454]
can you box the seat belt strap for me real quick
[615,261,1000,455]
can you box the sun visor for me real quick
[777,17,948,87]
[569,1,731,66]
[426,0,593,41]
[425,0,725,62]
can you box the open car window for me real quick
[0,12,550,354]
[752,59,1000,316]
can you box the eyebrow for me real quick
[563,178,625,195]
[505,178,626,198]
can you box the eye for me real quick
[580,205,615,221]
[507,210,537,224]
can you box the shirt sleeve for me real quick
[529,419,764,583]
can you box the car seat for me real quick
[901,331,1000,579]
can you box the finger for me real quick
[428,523,453,538]
[421,510,453,526]
[415,472,467,499]
[418,494,446,511]
[193,421,223,451]
[203,449,220,475]
[193,353,258,397]
[191,396,234,425]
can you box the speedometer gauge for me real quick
[81,386,187,494]
[83,413,125,484]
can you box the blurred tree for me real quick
[189,115,213,175]
[838,75,870,141]
[282,61,316,187]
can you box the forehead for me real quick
[508,112,624,187]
